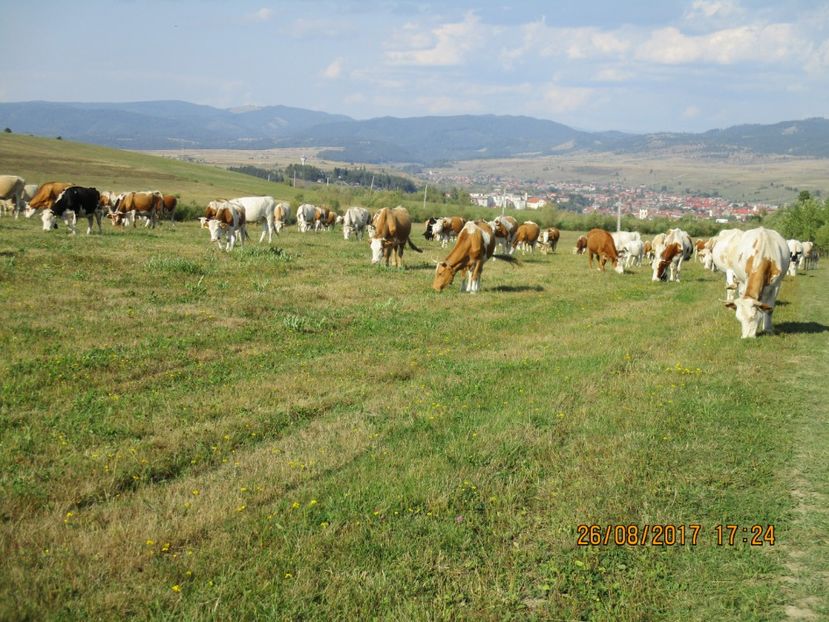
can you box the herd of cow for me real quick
[1,174,820,339]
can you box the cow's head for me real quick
[207,218,227,242]
[41,210,57,231]
[725,297,773,338]
[432,262,455,291]
[370,237,388,264]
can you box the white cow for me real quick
[651,228,693,282]
[343,206,371,240]
[721,227,790,338]
[224,196,276,243]
[296,203,318,233]
[786,239,803,276]
[621,239,644,269]
[800,241,815,270]
[610,231,641,254]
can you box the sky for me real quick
[2,0,828,133]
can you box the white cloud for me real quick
[246,8,272,23]
[635,23,805,65]
[385,12,486,66]
[322,58,343,79]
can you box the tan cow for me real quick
[574,235,588,255]
[109,191,163,228]
[586,229,624,273]
[273,201,291,234]
[159,194,177,225]
[433,220,499,292]
[0,175,26,218]
[511,221,541,254]
[369,206,422,267]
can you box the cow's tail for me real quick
[407,237,423,253]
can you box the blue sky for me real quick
[2,0,827,132]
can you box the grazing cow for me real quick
[109,191,163,228]
[510,221,541,255]
[651,228,693,282]
[159,194,177,225]
[586,229,624,273]
[621,239,645,269]
[423,217,439,241]
[343,206,370,240]
[433,221,500,292]
[0,175,26,218]
[369,206,422,267]
[318,209,339,231]
[217,196,276,242]
[488,215,518,253]
[42,186,102,235]
[650,233,667,260]
[24,181,74,217]
[427,216,466,248]
[801,241,818,270]
[207,202,246,251]
[720,227,790,338]
[610,231,641,254]
[694,239,706,262]
[574,235,588,255]
[643,240,654,261]
[296,203,319,232]
[539,227,560,254]
[273,201,291,234]
[787,239,803,276]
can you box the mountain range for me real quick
[1,100,827,163]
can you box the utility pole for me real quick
[369,175,375,194]
[616,202,621,232]
[423,184,428,210]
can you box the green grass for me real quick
[1,137,827,620]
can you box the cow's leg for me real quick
[470,261,483,292]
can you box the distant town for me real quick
[467,182,777,223]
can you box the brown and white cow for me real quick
[539,227,560,254]
[433,220,502,293]
[586,229,624,273]
[510,221,541,255]
[643,240,654,261]
[207,201,247,251]
[109,191,163,228]
[651,228,693,282]
[24,181,73,217]
[273,201,291,234]
[694,238,706,262]
[425,216,466,248]
[369,206,422,267]
[574,235,588,255]
[720,227,790,338]
[488,215,518,253]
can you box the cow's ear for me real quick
[756,303,773,311]
[724,302,736,309]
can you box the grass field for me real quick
[1,136,828,620]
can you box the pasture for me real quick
[1,217,827,621]
[1,135,828,620]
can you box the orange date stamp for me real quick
[576,524,776,546]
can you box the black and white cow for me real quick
[42,186,102,235]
